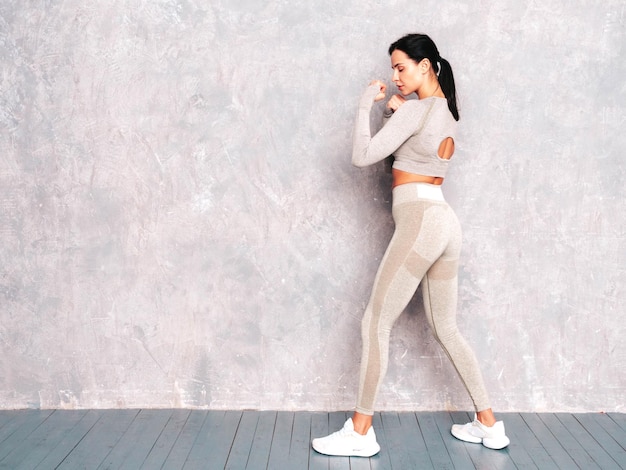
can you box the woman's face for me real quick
[390,49,425,96]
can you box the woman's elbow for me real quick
[351,152,369,168]
[351,158,368,168]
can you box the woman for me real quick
[312,33,510,457]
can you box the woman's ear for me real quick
[420,58,431,74]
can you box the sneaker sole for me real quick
[482,436,510,450]
[312,442,381,457]
[450,427,482,444]
[451,429,510,450]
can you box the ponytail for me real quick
[389,34,460,121]
[437,57,459,121]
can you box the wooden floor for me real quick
[0,410,624,469]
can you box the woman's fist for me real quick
[386,94,407,112]
[370,80,387,101]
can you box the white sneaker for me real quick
[312,418,381,457]
[451,415,510,450]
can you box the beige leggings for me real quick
[356,183,490,415]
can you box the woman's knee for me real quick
[431,324,461,345]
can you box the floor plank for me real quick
[0,410,87,469]
[537,413,600,469]
[327,411,349,470]
[289,412,312,470]
[501,413,544,469]
[225,411,260,469]
[96,409,174,469]
[516,413,560,470]
[573,413,625,469]
[370,411,392,470]
[55,409,139,469]
[557,413,620,470]
[159,410,208,470]
[432,411,476,470]
[381,411,433,469]
[595,413,626,453]
[416,412,455,470]
[266,411,294,469]
[0,411,20,433]
[520,412,573,470]
[0,410,54,461]
[184,410,242,469]
[608,413,626,433]
[0,410,623,469]
[33,410,102,469]
[309,412,330,470]
[139,408,191,469]
[245,410,276,470]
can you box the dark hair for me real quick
[388,34,459,121]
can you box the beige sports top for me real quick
[351,84,457,178]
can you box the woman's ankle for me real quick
[476,408,497,427]
[352,411,373,435]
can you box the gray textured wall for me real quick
[1,0,624,412]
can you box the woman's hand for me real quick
[370,80,387,101]
[386,94,407,112]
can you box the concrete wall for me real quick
[1,0,624,412]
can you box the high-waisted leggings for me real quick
[355,183,490,415]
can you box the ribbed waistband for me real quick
[392,183,445,204]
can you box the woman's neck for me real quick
[418,81,443,100]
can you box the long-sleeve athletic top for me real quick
[351,84,457,178]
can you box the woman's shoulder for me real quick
[402,97,445,111]
[394,97,440,119]
[423,97,457,121]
